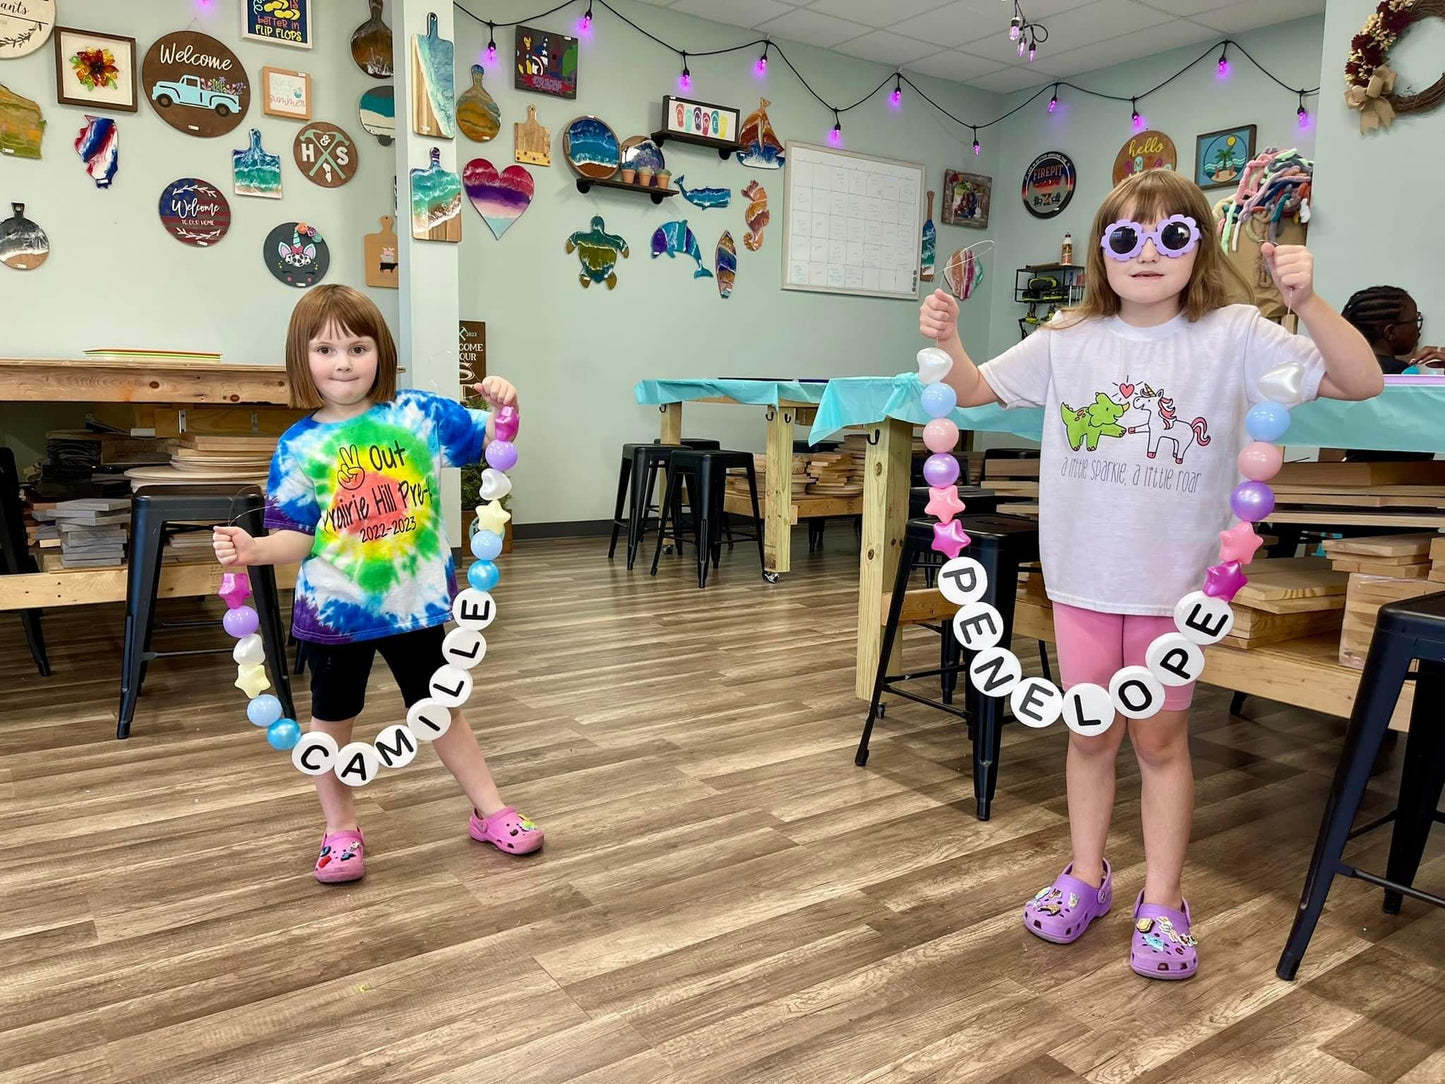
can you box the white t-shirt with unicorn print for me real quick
[980,304,1326,616]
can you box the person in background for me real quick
[1341,285,1444,373]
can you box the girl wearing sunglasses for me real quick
[919,169,1381,980]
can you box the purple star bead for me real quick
[1203,561,1248,602]
[931,519,971,559]
[218,571,252,609]
[924,485,966,524]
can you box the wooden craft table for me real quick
[809,375,1445,718]
[0,358,296,613]
[634,379,860,580]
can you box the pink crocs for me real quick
[1130,892,1198,980]
[468,806,544,855]
[315,828,365,884]
[1022,859,1112,944]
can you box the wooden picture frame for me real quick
[241,0,312,50]
[661,95,740,145]
[261,66,311,120]
[940,169,990,229]
[514,24,577,99]
[53,26,138,112]
[1195,124,1256,189]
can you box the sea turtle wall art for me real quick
[566,216,628,289]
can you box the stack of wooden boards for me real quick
[731,454,809,501]
[50,498,130,569]
[1268,460,1445,529]
[1226,556,1349,649]
[804,451,861,497]
[1322,532,1445,669]
[124,434,276,490]
[979,454,1039,507]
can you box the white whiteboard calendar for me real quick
[781,141,926,301]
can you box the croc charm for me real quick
[217,405,522,788]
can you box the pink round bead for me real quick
[922,417,959,454]
[1237,441,1283,482]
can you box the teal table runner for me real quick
[635,379,830,408]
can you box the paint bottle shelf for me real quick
[575,176,679,204]
[650,130,739,160]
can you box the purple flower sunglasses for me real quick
[1100,213,1201,261]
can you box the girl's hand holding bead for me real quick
[213,525,258,567]
[1261,242,1315,309]
[475,376,518,409]
[920,289,960,342]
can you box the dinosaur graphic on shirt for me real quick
[1060,392,1128,451]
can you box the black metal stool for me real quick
[651,449,764,587]
[608,439,720,569]
[1276,592,1445,980]
[855,513,1041,821]
[0,447,48,675]
[118,486,295,739]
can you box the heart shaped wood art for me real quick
[463,158,533,240]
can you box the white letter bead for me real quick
[427,664,472,707]
[1110,666,1165,720]
[451,588,497,630]
[1173,591,1234,645]
[968,646,1022,698]
[1063,683,1116,735]
[406,698,453,741]
[232,633,265,666]
[374,724,419,769]
[951,601,1004,651]
[442,626,487,669]
[292,731,339,775]
[937,556,988,605]
[1145,632,1206,687]
[1010,677,1063,729]
[333,741,381,787]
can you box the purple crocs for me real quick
[1129,891,1198,980]
[1022,859,1112,944]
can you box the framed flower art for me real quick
[54,26,137,112]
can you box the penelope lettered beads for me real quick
[219,405,523,785]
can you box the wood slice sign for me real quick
[143,31,250,138]
[293,121,357,188]
[0,0,55,59]
[158,178,231,247]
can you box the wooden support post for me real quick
[855,417,912,699]
[765,405,795,576]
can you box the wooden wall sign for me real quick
[233,128,282,199]
[158,177,232,247]
[143,31,250,138]
[409,146,462,242]
[351,0,392,79]
[1112,129,1177,185]
[264,221,329,287]
[459,320,486,392]
[261,66,310,120]
[0,203,48,270]
[0,0,54,59]
[514,104,549,166]
[0,82,45,159]
[410,12,455,138]
[363,215,399,288]
[241,0,312,50]
[514,24,577,99]
[293,121,356,188]
[457,65,500,142]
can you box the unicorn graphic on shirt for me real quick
[1127,383,1210,464]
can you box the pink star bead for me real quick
[925,485,967,524]
[218,571,252,609]
[1203,561,1248,602]
[931,519,971,559]
[1218,521,1264,566]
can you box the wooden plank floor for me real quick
[2,534,1443,1083]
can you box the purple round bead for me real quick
[494,406,520,442]
[485,439,518,471]
[922,453,960,488]
[1230,480,1275,522]
[222,605,259,638]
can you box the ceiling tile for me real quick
[834,30,945,66]
[906,49,1008,82]
[890,2,1012,48]
[1028,0,1172,51]
[668,0,797,27]
[804,0,956,28]
[966,65,1057,93]
[1040,17,1218,76]
[753,7,873,47]
[1189,0,1324,33]
[1133,0,1226,14]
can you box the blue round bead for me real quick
[920,381,957,420]
[1245,400,1291,442]
[470,529,504,561]
[247,693,283,727]
[266,718,301,750]
[467,560,500,591]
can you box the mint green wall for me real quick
[1308,0,1443,330]
[455,1,1005,523]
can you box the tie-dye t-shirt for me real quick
[264,389,490,644]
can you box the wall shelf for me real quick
[650,129,739,160]
[574,176,678,204]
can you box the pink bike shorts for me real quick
[1051,601,1196,712]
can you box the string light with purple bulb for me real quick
[215,404,522,786]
